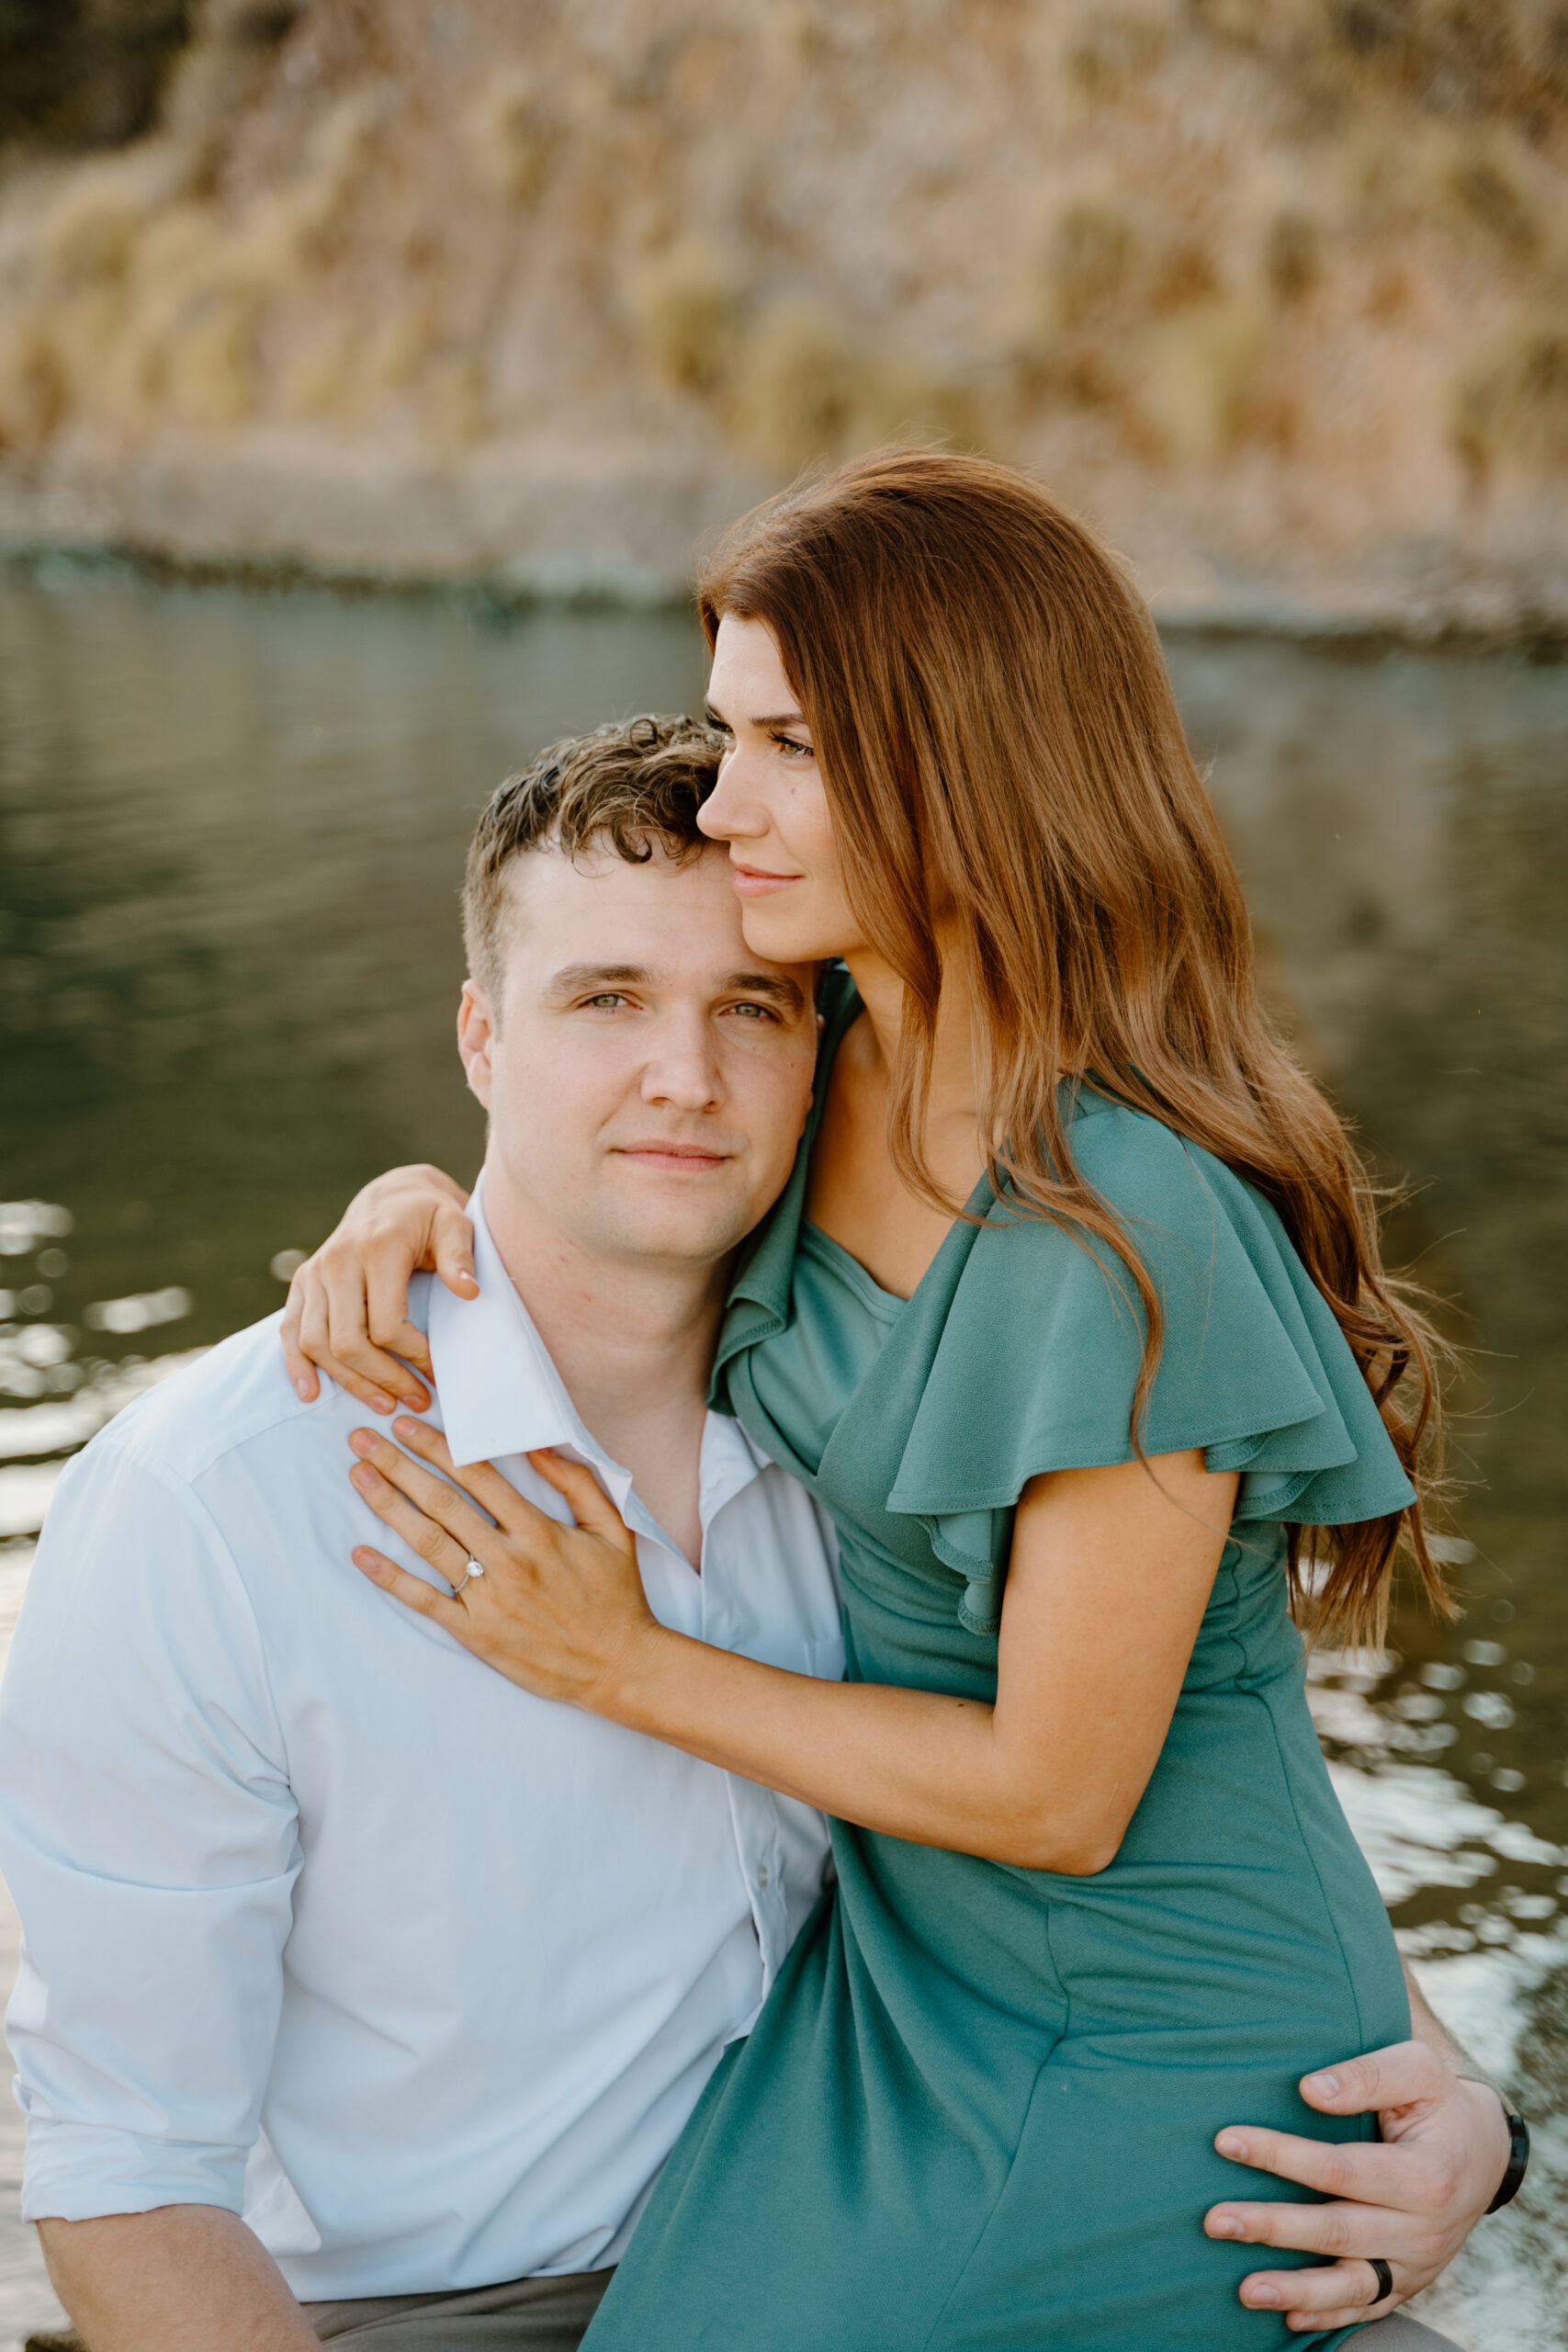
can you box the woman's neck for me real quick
[840,936,985,1177]
[805,938,989,1300]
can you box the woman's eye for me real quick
[773,733,813,761]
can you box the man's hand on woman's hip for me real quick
[1205,2035,1513,2331]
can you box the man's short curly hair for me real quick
[462,713,724,1006]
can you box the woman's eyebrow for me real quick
[705,702,810,731]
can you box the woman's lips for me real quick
[729,862,801,898]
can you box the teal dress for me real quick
[585,972,1414,2352]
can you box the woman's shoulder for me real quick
[975,1084,1295,1317]
[886,1090,1415,1533]
[1050,1081,1254,1223]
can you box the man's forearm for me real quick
[39,2205,321,2352]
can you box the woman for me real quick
[290,455,1463,2347]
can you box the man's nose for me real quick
[641,1022,723,1112]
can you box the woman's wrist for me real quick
[586,1617,693,1731]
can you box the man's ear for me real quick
[457,980,497,1109]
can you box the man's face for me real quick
[458,840,818,1270]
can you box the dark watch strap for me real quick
[1485,2105,1529,2213]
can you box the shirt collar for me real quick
[427,1174,595,1472]
[426,1174,769,1534]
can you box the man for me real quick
[0,718,840,2349]
[0,718,1501,2349]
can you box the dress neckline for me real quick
[716,965,1115,1396]
[798,1219,909,1321]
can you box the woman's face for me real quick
[699,614,866,966]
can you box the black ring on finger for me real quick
[1366,2258,1393,2305]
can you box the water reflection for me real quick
[0,560,706,1352]
[1172,634,1568,2346]
[1,566,1564,2346]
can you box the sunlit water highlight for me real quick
[1,564,1564,2346]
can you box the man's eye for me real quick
[728,1001,776,1022]
[583,993,628,1011]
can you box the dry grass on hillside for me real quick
[0,0,1564,565]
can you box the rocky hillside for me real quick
[1,0,1565,627]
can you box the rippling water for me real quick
[1,561,1564,2346]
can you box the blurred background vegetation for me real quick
[0,0,1565,617]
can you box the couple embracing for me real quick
[0,455,1523,2351]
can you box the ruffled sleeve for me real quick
[885,1094,1416,1635]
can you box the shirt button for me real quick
[757,1864,771,1889]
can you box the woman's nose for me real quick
[698,749,765,841]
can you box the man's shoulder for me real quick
[85,1309,353,1497]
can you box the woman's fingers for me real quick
[349,1460,474,1586]
[280,1277,321,1403]
[386,1418,546,1531]
[527,1449,637,1552]
[352,1543,471,1629]
[432,1202,479,1299]
[322,1246,429,1408]
[348,1434,496,1574]
[361,1228,434,1384]
[290,1261,397,1414]
[278,1166,469,1401]
[350,1434,658,1711]
[386,1429,635,1573]
[363,1262,434,1395]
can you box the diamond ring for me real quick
[451,1557,486,1595]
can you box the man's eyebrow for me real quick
[546,962,655,997]
[704,703,811,732]
[723,970,807,1016]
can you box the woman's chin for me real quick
[738,899,857,967]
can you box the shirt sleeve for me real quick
[0,1434,301,2221]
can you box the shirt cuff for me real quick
[21,2118,248,2222]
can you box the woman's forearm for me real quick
[349,1434,1230,1873]
[609,1626,1111,1870]
[600,1455,1231,1871]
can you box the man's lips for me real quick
[729,860,802,899]
[612,1144,733,1171]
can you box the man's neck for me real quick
[479,1167,728,1567]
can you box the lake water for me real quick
[1,560,1564,2346]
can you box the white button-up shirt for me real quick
[0,1189,842,2299]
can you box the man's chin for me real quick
[587,1193,761,1267]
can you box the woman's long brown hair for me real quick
[700,449,1450,1646]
